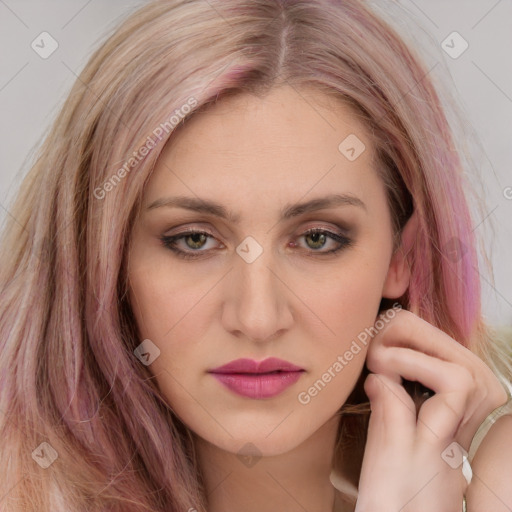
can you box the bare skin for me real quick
[126,85,510,512]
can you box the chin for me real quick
[197,423,314,459]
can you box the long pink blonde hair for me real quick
[0,0,509,510]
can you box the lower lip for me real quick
[210,371,304,399]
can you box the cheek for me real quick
[291,273,382,421]
[128,253,207,338]
[127,259,217,386]
[305,257,389,342]
[293,252,389,395]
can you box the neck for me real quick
[194,414,345,512]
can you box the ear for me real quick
[382,210,418,299]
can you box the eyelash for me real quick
[159,227,353,260]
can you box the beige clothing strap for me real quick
[468,397,512,462]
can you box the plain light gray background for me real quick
[0,0,511,326]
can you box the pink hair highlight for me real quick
[0,0,504,510]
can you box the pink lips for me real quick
[208,357,305,399]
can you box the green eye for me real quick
[159,228,352,260]
[298,228,352,254]
[183,232,208,250]
[304,230,328,249]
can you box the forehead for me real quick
[165,85,371,157]
[144,85,382,216]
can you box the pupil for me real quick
[188,233,206,249]
[307,232,325,249]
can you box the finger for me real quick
[367,345,474,398]
[374,309,472,364]
[365,373,417,444]
[367,345,506,451]
[357,374,416,498]
[371,311,508,422]
[367,345,475,442]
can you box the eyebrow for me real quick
[145,193,366,222]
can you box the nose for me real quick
[221,247,294,343]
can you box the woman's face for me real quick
[127,85,404,456]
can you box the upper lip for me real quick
[208,357,304,374]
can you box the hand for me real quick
[354,308,508,512]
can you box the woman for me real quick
[0,1,511,511]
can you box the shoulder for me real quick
[466,413,512,511]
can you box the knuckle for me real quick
[365,343,387,373]
[490,382,509,408]
[452,365,473,392]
